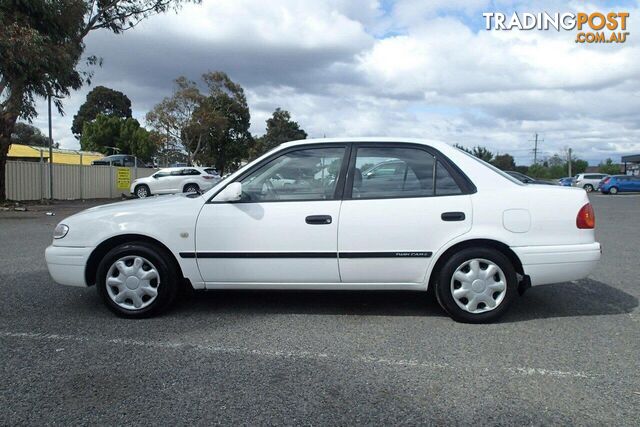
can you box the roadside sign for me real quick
[116,168,131,190]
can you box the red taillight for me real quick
[203,175,214,180]
[602,177,611,184]
[576,203,595,229]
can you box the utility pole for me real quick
[567,148,573,177]
[529,132,543,164]
[48,93,54,200]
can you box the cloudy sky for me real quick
[30,0,639,165]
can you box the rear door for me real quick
[337,143,473,284]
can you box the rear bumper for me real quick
[45,245,93,287]
[512,242,601,286]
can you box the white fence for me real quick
[5,161,156,201]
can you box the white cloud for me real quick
[26,0,640,165]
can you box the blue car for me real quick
[599,175,640,194]
[558,177,574,186]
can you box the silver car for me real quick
[573,173,608,192]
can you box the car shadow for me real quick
[175,278,638,322]
[502,278,638,322]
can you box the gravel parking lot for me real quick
[1,194,638,425]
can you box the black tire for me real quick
[184,183,199,193]
[583,184,594,192]
[135,184,150,198]
[96,242,180,318]
[609,186,618,195]
[434,247,518,323]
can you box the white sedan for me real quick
[46,138,601,323]
[130,167,220,198]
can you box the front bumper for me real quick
[512,242,601,286]
[45,245,93,287]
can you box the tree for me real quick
[572,159,588,175]
[252,108,307,158]
[527,163,549,179]
[598,158,620,175]
[472,146,493,162]
[10,122,56,147]
[196,72,253,174]
[146,77,208,165]
[453,143,472,154]
[491,153,515,171]
[72,86,131,138]
[80,114,156,160]
[147,72,252,173]
[0,0,198,200]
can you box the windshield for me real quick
[455,148,524,185]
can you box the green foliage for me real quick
[491,154,515,171]
[598,158,620,175]
[0,0,198,199]
[196,72,253,174]
[472,146,493,162]
[10,122,57,147]
[147,72,253,174]
[527,163,549,179]
[453,143,472,154]
[572,159,588,175]
[146,76,207,165]
[252,108,307,158]
[514,165,529,174]
[80,114,156,160]
[72,86,132,138]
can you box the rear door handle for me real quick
[306,215,332,225]
[441,212,465,222]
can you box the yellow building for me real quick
[8,144,104,165]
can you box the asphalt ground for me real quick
[0,194,638,425]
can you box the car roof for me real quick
[280,137,451,151]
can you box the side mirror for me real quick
[152,175,158,179]
[213,182,242,202]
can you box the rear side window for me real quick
[350,146,462,199]
[436,161,462,195]
[183,169,200,176]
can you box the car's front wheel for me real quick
[135,184,150,198]
[435,247,517,323]
[96,242,180,318]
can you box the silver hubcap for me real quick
[137,187,148,197]
[450,258,507,314]
[106,256,160,310]
[610,187,617,194]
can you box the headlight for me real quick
[53,224,69,239]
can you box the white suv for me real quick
[574,173,608,192]
[130,167,220,198]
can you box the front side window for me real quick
[240,147,345,202]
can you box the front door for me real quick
[337,144,473,283]
[195,145,348,285]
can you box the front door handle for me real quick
[306,215,332,225]
[441,212,466,222]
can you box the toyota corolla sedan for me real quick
[45,138,601,323]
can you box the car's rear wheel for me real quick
[184,184,199,194]
[135,184,150,198]
[96,242,179,318]
[583,184,594,192]
[609,186,618,195]
[435,247,517,323]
